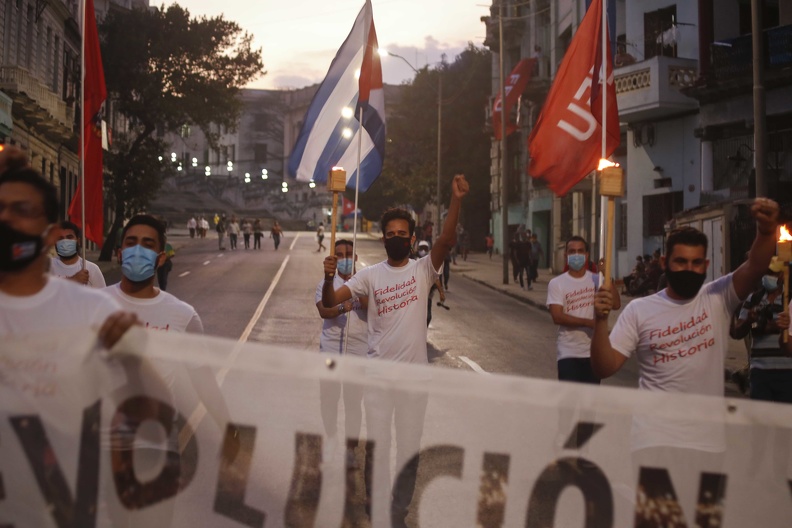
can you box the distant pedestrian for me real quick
[227,215,240,250]
[515,233,533,290]
[271,221,283,250]
[316,222,326,252]
[216,214,227,250]
[200,217,209,238]
[241,218,252,249]
[187,216,197,238]
[530,233,543,282]
[485,233,494,259]
[253,219,263,249]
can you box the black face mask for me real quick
[665,269,706,299]
[384,235,412,261]
[0,222,47,272]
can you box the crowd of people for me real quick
[211,214,284,251]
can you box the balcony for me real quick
[0,65,74,140]
[712,24,792,82]
[614,56,698,123]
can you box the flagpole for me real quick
[79,0,87,270]
[598,0,608,265]
[342,106,364,357]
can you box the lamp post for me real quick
[381,50,443,243]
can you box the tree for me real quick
[98,4,263,259]
[358,44,492,245]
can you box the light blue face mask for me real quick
[121,245,159,282]
[337,258,354,276]
[567,253,586,271]
[55,239,78,258]
[762,275,779,291]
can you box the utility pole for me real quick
[499,1,510,284]
[751,0,767,197]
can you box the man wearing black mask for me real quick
[590,198,782,398]
[320,173,468,527]
[0,154,135,347]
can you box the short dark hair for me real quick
[665,227,708,258]
[335,239,353,249]
[380,208,415,236]
[0,168,58,222]
[565,236,589,253]
[60,220,81,239]
[122,214,166,251]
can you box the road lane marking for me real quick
[178,271,190,277]
[203,260,210,266]
[217,253,225,258]
[459,356,489,375]
[239,255,290,344]
[289,232,300,251]
[181,255,291,449]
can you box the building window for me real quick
[643,191,683,237]
[644,4,677,60]
[255,143,268,164]
[618,202,627,249]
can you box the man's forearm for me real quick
[321,279,337,308]
[437,196,462,250]
[590,319,621,378]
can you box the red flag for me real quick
[68,0,107,246]
[527,0,619,197]
[493,58,535,140]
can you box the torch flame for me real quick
[598,159,619,171]
[780,225,792,242]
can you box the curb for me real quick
[458,273,549,312]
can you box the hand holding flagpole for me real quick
[325,168,347,276]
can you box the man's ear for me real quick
[660,255,666,270]
[116,248,122,265]
[156,251,167,268]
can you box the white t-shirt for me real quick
[187,218,197,229]
[609,274,741,396]
[546,270,600,360]
[0,277,120,337]
[315,275,368,356]
[49,257,107,289]
[103,283,203,333]
[345,256,440,363]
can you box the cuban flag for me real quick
[288,0,385,192]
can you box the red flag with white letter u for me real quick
[527,0,619,197]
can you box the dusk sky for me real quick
[172,0,489,90]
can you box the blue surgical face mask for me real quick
[762,275,779,291]
[337,258,354,276]
[567,253,586,271]
[121,245,159,282]
[55,239,78,258]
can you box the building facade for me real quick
[483,0,791,280]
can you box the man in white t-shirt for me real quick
[314,239,368,460]
[187,216,197,238]
[591,198,781,397]
[321,174,469,527]
[49,220,106,288]
[105,214,203,334]
[0,162,134,346]
[547,236,620,384]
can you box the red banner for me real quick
[68,0,107,246]
[492,59,535,140]
[527,0,620,197]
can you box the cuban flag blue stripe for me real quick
[288,0,385,192]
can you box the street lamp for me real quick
[380,49,443,243]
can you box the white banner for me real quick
[1,328,791,527]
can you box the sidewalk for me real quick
[452,251,749,380]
